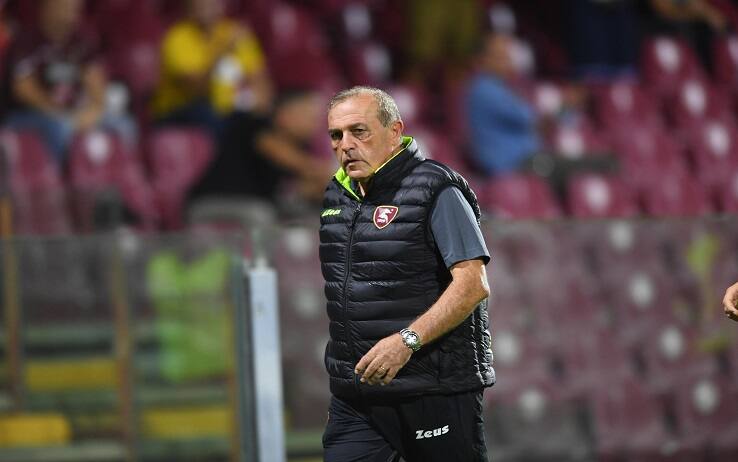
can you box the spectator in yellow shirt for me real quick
[152,0,272,135]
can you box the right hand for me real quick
[722,281,738,322]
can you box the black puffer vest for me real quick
[319,137,495,400]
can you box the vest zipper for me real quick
[343,201,362,392]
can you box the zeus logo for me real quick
[415,425,450,439]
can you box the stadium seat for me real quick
[641,35,705,100]
[567,174,638,218]
[412,127,472,178]
[642,173,712,217]
[719,168,738,213]
[387,83,430,131]
[481,174,561,219]
[68,130,159,231]
[548,120,610,160]
[670,79,734,129]
[590,373,675,458]
[712,35,738,90]
[148,128,214,229]
[343,41,392,87]
[263,3,344,90]
[684,119,738,200]
[672,373,738,455]
[594,80,663,131]
[610,123,689,198]
[0,130,72,235]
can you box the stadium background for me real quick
[1,0,738,461]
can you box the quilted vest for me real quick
[319,136,495,400]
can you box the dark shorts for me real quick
[322,389,488,462]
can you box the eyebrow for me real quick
[328,123,369,133]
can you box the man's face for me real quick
[327,94,403,183]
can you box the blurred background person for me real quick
[640,0,729,71]
[2,0,137,163]
[187,88,333,226]
[466,32,541,177]
[151,0,272,137]
[565,0,641,80]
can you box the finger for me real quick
[355,352,374,376]
[381,366,400,386]
[361,356,384,384]
[727,311,738,322]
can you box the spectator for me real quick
[187,89,333,224]
[3,0,137,163]
[151,0,272,136]
[466,33,541,176]
[565,0,640,80]
[641,0,729,72]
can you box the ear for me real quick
[390,119,404,144]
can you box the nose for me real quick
[338,132,357,153]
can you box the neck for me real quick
[357,141,404,193]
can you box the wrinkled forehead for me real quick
[327,95,379,129]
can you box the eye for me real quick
[352,128,368,139]
[329,131,342,141]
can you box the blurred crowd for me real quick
[2,0,738,233]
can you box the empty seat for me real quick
[0,129,72,235]
[594,80,662,131]
[641,36,705,100]
[712,35,738,90]
[642,173,712,217]
[387,83,430,131]
[264,3,343,90]
[343,41,392,87]
[548,120,610,160]
[567,174,638,218]
[672,373,738,454]
[482,174,561,219]
[685,119,738,199]
[590,373,675,458]
[671,79,733,129]
[148,128,214,229]
[68,130,158,231]
[719,169,738,213]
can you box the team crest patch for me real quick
[373,206,399,229]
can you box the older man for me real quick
[319,86,494,461]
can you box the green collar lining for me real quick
[333,136,413,201]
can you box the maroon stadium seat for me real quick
[671,78,734,130]
[719,169,738,213]
[567,174,638,218]
[343,41,392,87]
[482,174,561,219]
[641,36,705,100]
[387,83,430,131]
[590,373,674,458]
[148,128,214,229]
[594,80,663,131]
[642,172,712,217]
[412,127,472,178]
[548,119,610,160]
[263,3,343,90]
[712,35,738,90]
[68,130,158,231]
[672,373,738,455]
[684,119,738,200]
[0,130,72,234]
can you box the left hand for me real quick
[355,333,412,386]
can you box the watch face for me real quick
[406,332,418,344]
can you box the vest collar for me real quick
[333,136,422,201]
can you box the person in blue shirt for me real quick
[466,33,540,176]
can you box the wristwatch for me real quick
[400,328,422,352]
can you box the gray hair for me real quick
[328,86,402,127]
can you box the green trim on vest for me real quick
[332,136,414,201]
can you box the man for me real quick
[187,89,333,222]
[320,86,494,461]
[466,32,540,176]
[3,0,136,162]
[151,0,272,135]
[723,281,738,321]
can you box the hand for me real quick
[355,334,412,386]
[723,282,738,322]
[74,107,102,132]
